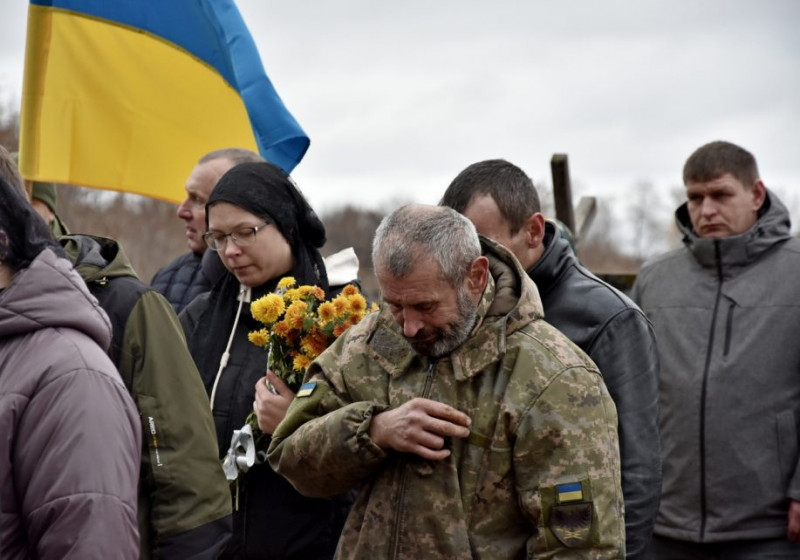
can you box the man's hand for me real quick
[254,371,295,435]
[788,499,800,542]
[369,397,471,461]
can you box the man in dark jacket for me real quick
[151,148,263,313]
[631,141,800,559]
[441,159,661,560]
[60,233,233,560]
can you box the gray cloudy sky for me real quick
[1,0,799,221]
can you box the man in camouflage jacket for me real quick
[268,204,625,559]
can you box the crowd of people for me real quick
[0,139,798,560]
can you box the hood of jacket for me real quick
[59,234,138,283]
[0,248,112,350]
[675,189,793,276]
[365,235,544,380]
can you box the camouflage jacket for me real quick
[269,238,625,559]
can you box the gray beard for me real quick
[425,287,479,358]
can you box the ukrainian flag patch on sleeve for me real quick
[547,480,593,548]
[296,382,317,398]
[556,482,584,503]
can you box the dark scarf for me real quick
[189,162,329,387]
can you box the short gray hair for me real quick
[372,204,481,286]
[199,147,265,166]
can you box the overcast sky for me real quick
[1,1,798,226]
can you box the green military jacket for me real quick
[61,235,232,559]
[269,239,625,559]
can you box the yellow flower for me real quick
[251,294,285,324]
[347,311,365,327]
[283,288,301,302]
[347,293,367,314]
[331,295,350,317]
[317,301,335,324]
[342,284,359,296]
[297,285,315,298]
[278,277,296,290]
[247,329,270,347]
[292,354,312,372]
[370,302,380,313]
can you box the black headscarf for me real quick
[0,177,64,272]
[187,162,329,385]
[206,161,328,293]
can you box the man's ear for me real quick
[526,213,546,249]
[466,255,489,298]
[751,180,767,211]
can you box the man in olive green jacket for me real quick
[61,234,232,559]
[269,205,624,559]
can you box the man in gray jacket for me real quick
[631,140,800,558]
[441,159,661,559]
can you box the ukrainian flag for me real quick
[19,0,309,203]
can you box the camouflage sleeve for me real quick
[515,366,626,559]
[267,346,390,499]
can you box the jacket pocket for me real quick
[776,409,799,485]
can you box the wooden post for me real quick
[551,154,575,234]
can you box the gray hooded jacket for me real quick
[631,190,800,543]
[0,249,141,559]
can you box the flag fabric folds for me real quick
[20,0,309,203]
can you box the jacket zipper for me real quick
[389,363,436,559]
[699,241,723,540]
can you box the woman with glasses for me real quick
[180,162,347,560]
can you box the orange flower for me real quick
[313,286,325,301]
[285,300,308,329]
[341,284,359,296]
[272,321,291,340]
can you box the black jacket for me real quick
[529,221,662,559]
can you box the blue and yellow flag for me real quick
[19,0,309,203]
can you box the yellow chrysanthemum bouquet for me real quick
[223,276,375,483]
[248,276,372,390]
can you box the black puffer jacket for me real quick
[151,251,225,314]
[529,221,662,559]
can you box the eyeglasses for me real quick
[203,223,268,251]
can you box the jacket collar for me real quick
[366,237,543,381]
[527,221,574,297]
[676,189,793,273]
